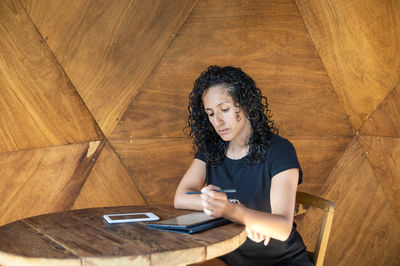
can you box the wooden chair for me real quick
[295,191,335,266]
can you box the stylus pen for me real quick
[185,189,236,195]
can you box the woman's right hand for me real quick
[200,184,231,218]
[246,227,270,246]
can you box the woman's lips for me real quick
[218,128,229,135]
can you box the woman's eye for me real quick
[207,113,214,117]
[221,108,229,112]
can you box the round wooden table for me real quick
[0,206,246,266]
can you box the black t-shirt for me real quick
[195,134,313,265]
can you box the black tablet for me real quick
[146,212,231,234]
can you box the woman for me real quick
[174,66,313,265]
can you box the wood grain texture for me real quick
[150,247,204,266]
[291,136,353,195]
[295,192,335,266]
[21,0,198,137]
[0,221,79,264]
[359,136,400,219]
[82,256,149,266]
[0,0,103,153]
[56,141,106,211]
[0,206,245,265]
[110,138,192,205]
[0,141,104,226]
[296,0,400,130]
[109,0,354,203]
[111,0,352,140]
[297,139,400,266]
[359,82,400,137]
[205,227,247,260]
[72,142,146,209]
[0,252,80,266]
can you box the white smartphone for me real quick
[103,212,159,224]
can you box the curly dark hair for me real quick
[185,65,277,166]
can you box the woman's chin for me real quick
[219,135,232,142]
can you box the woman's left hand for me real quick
[200,184,231,217]
[246,227,271,246]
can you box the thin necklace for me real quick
[230,143,248,159]
[231,144,237,159]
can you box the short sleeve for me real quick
[269,138,303,184]
[195,149,207,162]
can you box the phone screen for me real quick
[109,214,150,220]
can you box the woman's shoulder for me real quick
[194,149,206,162]
[269,133,290,145]
[268,133,296,153]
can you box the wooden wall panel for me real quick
[72,142,146,209]
[0,141,104,226]
[359,136,400,219]
[0,0,103,153]
[359,82,400,137]
[297,139,400,265]
[2,0,397,262]
[110,0,353,200]
[21,0,198,137]
[111,138,192,205]
[291,136,352,194]
[296,0,400,131]
[112,0,352,139]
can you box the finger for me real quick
[246,228,259,242]
[202,190,228,202]
[201,191,226,207]
[204,207,220,217]
[254,232,263,242]
[201,188,215,197]
[264,236,270,246]
[200,194,221,213]
[203,208,213,216]
[246,228,254,239]
[200,195,213,209]
[212,190,228,200]
[200,193,214,206]
[201,184,221,195]
[200,193,209,201]
[206,184,221,190]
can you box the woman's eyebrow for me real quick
[204,102,229,111]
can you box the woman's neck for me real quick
[227,116,253,159]
[228,142,249,159]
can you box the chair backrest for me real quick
[295,191,335,266]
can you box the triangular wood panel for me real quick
[359,136,400,219]
[296,0,400,131]
[72,142,146,209]
[0,141,104,226]
[297,139,400,265]
[111,138,192,205]
[0,0,103,153]
[110,0,353,201]
[291,136,353,194]
[359,82,400,137]
[112,0,352,139]
[1,0,399,264]
[21,0,198,137]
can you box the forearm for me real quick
[174,159,206,211]
[174,191,204,211]
[226,203,293,241]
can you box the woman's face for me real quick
[202,85,252,143]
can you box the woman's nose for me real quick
[214,113,224,126]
